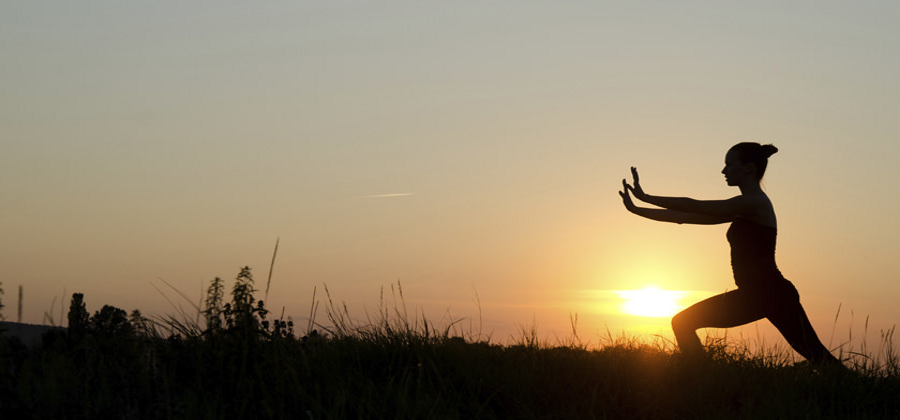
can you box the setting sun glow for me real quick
[616,287,688,318]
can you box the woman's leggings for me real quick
[671,281,839,364]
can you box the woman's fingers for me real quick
[619,187,634,210]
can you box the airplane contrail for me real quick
[364,193,415,198]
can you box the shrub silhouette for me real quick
[201,266,291,340]
[90,305,133,337]
[204,276,225,333]
[65,293,136,344]
[67,293,89,341]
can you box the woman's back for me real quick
[727,217,786,289]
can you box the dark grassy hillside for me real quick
[2,269,898,419]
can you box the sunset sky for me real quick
[3,2,899,353]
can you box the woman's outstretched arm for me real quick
[623,167,758,218]
[619,182,731,225]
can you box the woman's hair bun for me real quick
[760,144,778,158]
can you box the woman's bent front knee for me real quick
[671,310,694,334]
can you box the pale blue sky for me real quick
[2,1,899,350]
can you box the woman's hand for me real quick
[619,179,637,212]
[619,166,647,202]
[623,166,647,201]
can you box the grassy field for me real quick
[2,269,899,419]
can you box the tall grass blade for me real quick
[265,236,279,301]
[18,285,23,323]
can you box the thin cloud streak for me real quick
[364,193,415,198]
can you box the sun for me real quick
[616,287,688,318]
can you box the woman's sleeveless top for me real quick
[727,217,787,289]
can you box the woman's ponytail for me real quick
[760,144,778,159]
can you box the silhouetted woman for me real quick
[619,142,841,366]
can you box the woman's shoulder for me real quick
[739,193,777,228]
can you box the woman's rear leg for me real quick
[768,301,841,366]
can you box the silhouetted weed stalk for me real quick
[1,266,899,419]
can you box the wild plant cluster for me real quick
[1,268,900,419]
[0,267,305,419]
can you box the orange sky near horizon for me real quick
[3,2,899,357]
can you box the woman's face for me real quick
[721,150,753,186]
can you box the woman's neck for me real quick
[739,182,764,195]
